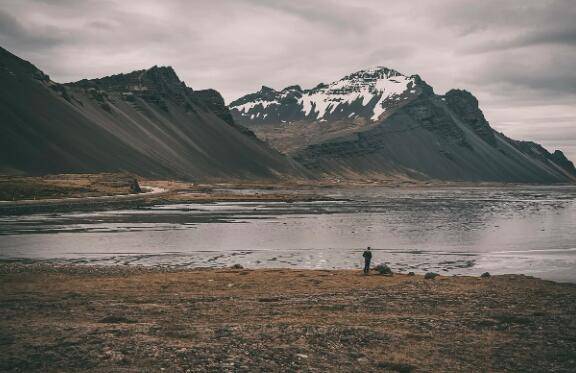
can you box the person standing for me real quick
[362,246,372,274]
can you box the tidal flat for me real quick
[1,185,575,282]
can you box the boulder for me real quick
[374,264,393,276]
[424,272,439,280]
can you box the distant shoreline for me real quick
[1,174,574,215]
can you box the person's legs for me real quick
[364,259,370,274]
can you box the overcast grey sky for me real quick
[1,0,575,160]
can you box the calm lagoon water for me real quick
[1,186,575,282]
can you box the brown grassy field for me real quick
[0,173,141,201]
[0,264,575,372]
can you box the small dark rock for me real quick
[230,264,244,269]
[424,272,439,280]
[408,272,416,276]
[377,361,414,373]
[98,315,135,324]
[374,264,393,276]
[100,102,112,112]
[258,297,281,302]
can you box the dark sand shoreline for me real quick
[1,264,575,372]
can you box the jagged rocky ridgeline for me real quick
[0,46,308,180]
[230,67,576,183]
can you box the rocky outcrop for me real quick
[190,89,234,125]
[444,89,496,146]
[71,65,183,94]
[549,150,576,176]
[505,139,576,177]
[404,96,470,148]
[69,66,190,113]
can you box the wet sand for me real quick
[1,264,575,372]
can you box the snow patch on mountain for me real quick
[235,99,279,114]
[369,73,413,120]
[230,66,418,123]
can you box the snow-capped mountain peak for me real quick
[229,66,428,124]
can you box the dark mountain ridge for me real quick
[230,67,576,183]
[0,46,307,180]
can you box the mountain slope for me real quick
[0,46,307,180]
[230,67,576,183]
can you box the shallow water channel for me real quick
[1,186,575,282]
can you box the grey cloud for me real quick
[0,9,65,49]
[431,0,576,32]
[521,27,576,47]
[87,20,117,31]
[464,26,576,54]
[0,9,23,37]
[240,0,377,32]
[501,26,576,49]
[460,46,576,105]
[432,0,576,58]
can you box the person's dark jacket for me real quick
[363,250,372,260]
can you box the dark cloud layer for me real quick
[1,0,575,160]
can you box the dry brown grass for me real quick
[0,173,140,201]
[1,265,575,372]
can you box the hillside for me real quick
[230,67,576,183]
[0,46,307,181]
